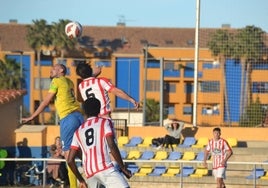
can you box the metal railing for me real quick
[0,158,267,188]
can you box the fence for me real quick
[0,158,267,188]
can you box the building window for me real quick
[56,58,67,65]
[202,104,220,115]
[183,106,192,115]
[34,78,51,90]
[184,82,193,93]
[147,80,160,91]
[252,82,268,93]
[147,60,160,68]
[167,104,175,115]
[94,61,111,67]
[184,62,194,78]
[199,81,220,93]
[164,82,176,93]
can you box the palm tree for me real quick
[207,29,236,126]
[0,57,21,89]
[26,19,53,125]
[51,19,77,59]
[234,26,265,116]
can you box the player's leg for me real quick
[97,168,130,188]
[60,111,84,188]
[214,167,226,188]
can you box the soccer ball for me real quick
[65,21,83,39]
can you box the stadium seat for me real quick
[176,166,195,177]
[127,150,141,160]
[178,137,196,148]
[135,165,153,176]
[162,166,180,177]
[127,164,139,174]
[181,151,196,161]
[124,136,143,147]
[167,151,182,160]
[148,165,167,176]
[190,167,208,178]
[117,136,129,147]
[246,168,265,179]
[138,136,154,147]
[227,137,238,147]
[191,137,209,148]
[120,149,128,159]
[140,150,155,160]
[260,171,268,180]
[195,151,205,161]
[152,151,168,160]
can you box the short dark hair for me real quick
[213,127,221,133]
[58,64,67,75]
[76,63,93,79]
[83,97,101,117]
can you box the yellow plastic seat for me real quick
[190,168,208,178]
[181,151,196,161]
[227,137,238,147]
[162,166,180,177]
[135,165,153,176]
[191,137,209,148]
[127,150,141,160]
[152,151,168,160]
[138,136,154,147]
[117,136,129,147]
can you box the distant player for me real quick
[67,97,132,188]
[203,127,233,188]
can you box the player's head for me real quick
[213,127,221,133]
[50,64,67,78]
[76,63,93,79]
[213,127,221,140]
[83,97,101,117]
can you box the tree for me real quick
[51,19,77,58]
[208,29,236,126]
[234,26,265,116]
[0,57,21,89]
[26,19,53,125]
[239,97,264,127]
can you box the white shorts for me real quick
[213,167,226,179]
[86,167,129,188]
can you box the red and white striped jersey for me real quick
[70,117,114,178]
[78,77,115,116]
[205,138,232,169]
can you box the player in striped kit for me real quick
[67,97,131,188]
[203,127,233,188]
[76,63,139,118]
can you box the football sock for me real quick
[67,165,77,188]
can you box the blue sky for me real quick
[0,0,268,32]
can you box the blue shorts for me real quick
[60,111,84,151]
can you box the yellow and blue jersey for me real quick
[49,76,81,119]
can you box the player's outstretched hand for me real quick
[21,117,33,124]
[121,167,132,179]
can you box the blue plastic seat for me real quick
[176,166,195,177]
[246,168,265,179]
[140,150,154,160]
[120,150,128,159]
[195,151,205,161]
[148,165,167,176]
[127,164,139,174]
[178,137,196,148]
[124,136,143,147]
[167,151,182,160]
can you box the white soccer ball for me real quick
[65,21,83,39]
